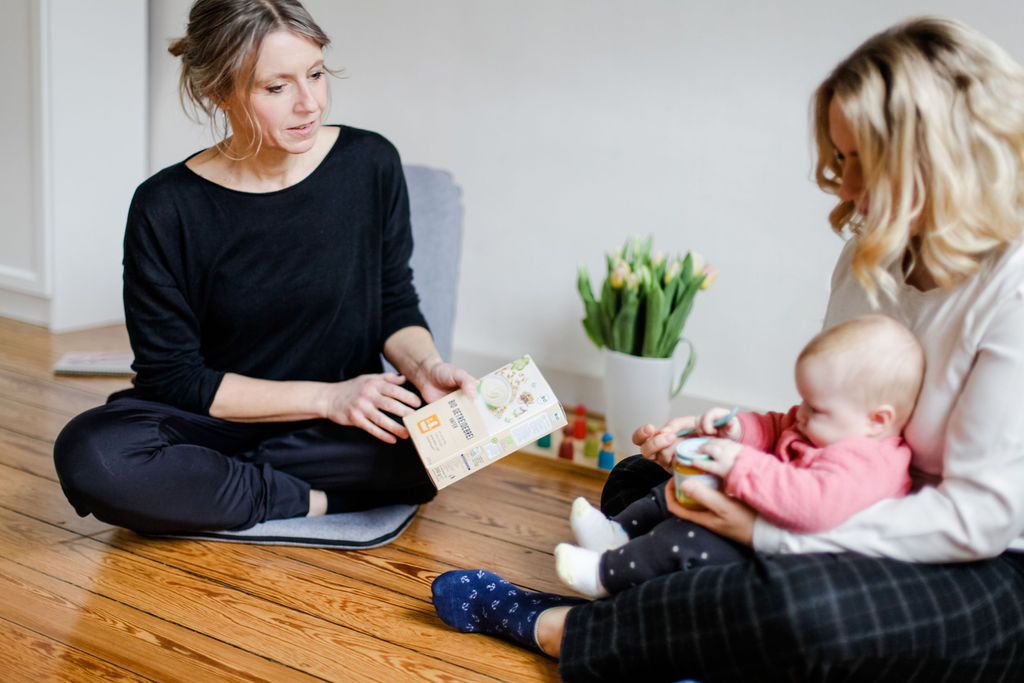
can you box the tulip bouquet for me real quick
[577,235,717,359]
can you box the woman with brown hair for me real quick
[54,0,473,533]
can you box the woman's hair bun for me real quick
[168,36,188,58]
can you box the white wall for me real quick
[48,0,148,331]
[147,0,1024,413]
[0,0,147,331]
[0,1,45,308]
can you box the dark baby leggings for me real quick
[601,481,751,593]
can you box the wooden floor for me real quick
[0,317,609,682]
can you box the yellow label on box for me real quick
[417,415,440,433]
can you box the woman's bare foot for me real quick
[307,489,327,516]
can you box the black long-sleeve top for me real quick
[120,126,427,414]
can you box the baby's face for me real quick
[793,353,874,448]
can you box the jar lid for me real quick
[676,437,709,463]
[677,453,713,465]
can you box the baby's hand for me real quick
[698,407,742,441]
[696,438,742,477]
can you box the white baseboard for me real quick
[0,288,50,327]
[0,288,125,332]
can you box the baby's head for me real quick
[794,314,924,447]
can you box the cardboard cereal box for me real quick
[403,355,567,489]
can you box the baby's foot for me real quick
[431,569,586,652]
[555,543,609,599]
[570,497,629,551]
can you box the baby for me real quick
[556,313,925,598]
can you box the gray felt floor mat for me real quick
[147,504,420,549]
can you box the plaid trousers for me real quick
[557,456,1024,682]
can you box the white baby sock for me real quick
[555,543,608,599]
[570,496,629,551]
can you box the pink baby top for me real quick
[725,407,913,534]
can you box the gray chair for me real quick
[401,164,464,362]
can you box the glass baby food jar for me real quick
[674,437,721,510]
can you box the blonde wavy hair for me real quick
[813,17,1024,301]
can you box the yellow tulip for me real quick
[690,252,704,278]
[663,261,681,285]
[610,261,630,289]
[700,265,719,289]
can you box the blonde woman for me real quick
[433,17,1024,681]
[54,0,474,533]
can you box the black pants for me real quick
[558,455,1024,682]
[602,483,749,593]
[53,397,436,534]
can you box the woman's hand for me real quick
[632,416,698,471]
[411,359,477,403]
[663,480,757,546]
[320,373,422,443]
[380,327,476,403]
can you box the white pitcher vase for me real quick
[601,340,695,458]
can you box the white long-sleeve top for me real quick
[754,237,1024,562]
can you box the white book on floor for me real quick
[53,351,135,377]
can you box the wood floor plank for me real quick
[0,618,144,683]
[0,366,112,416]
[0,350,131,397]
[416,485,579,554]
[0,462,111,536]
[442,462,606,525]
[94,529,559,681]
[488,451,616,498]
[0,428,58,481]
[0,510,321,681]
[0,393,75,443]
[380,518,569,595]
[0,509,510,682]
[0,317,604,682]
[0,318,130,362]
[0,557,320,682]
[0,319,132,396]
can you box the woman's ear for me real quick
[867,404,897,436]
